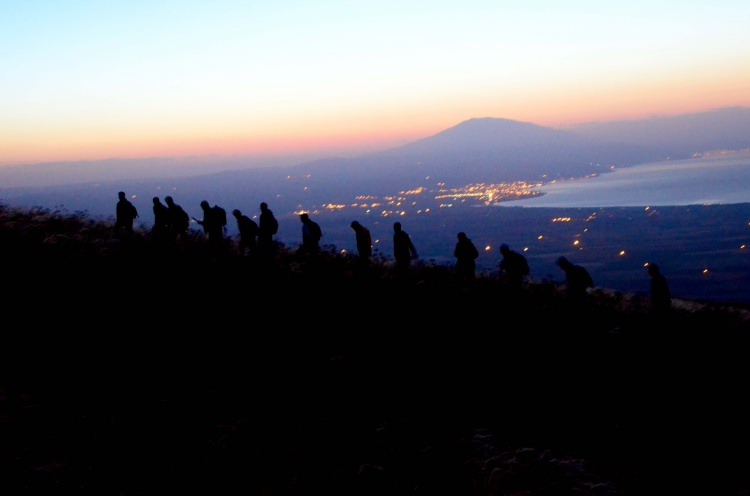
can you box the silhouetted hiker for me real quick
[499,243,529,295]
[647,263,672,313]
[393,221,418,276]
[164,195,190,242]
[151,196,170,242]
[114,191,138,239]
[233,208,258,256]
[454,232,479,282]
[194,200,227,251]
[257,202,278,261]
[350,220,373,266]
[299,212,322,255]
[556,256,593,300]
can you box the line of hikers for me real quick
[115,191,671,311]
[114,192,279,258]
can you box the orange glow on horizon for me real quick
[3,95,749,166]
[1,128,425,166]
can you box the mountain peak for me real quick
[395,116,571,155]
[441,116,550,137]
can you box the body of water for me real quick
[505,152,750,208]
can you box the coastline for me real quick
[504,152,750,208]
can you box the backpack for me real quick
[519,255,530,275]
[504,251,529,275]
[309,221,322,241]
[175,207,189,231]
[581,268,593,287]
[213,206,227,227]
[269,215,279,235]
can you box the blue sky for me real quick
[2,1,749,166]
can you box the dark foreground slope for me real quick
[2,205,750,495]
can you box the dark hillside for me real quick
[2,204,750,495]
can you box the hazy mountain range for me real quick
[2,106,748,193]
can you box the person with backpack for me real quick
[151,196,170,243]
[454,231,479,283]
[257,202,278,262]
[499,243,530,296]
[194,200,226,250]
[393,221,418,277]
[232,208,258,257]
[556,256,593,300]
[114,191,138,239]
[350,220,373,267]
[299,212,322,255]
[164,195,190,243]
[647,263,672,313]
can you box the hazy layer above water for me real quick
[505,152,750,208]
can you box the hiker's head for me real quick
[648,263,660,276]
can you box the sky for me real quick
[2,1,750,168]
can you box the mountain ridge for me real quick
[2,106,748,189]
[564,105,750,151]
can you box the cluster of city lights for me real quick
[297,176,740,279]
[312,180,545,217]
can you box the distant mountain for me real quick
[562,106,750,155]
[277,108,750,196]
[285,117,667,190]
